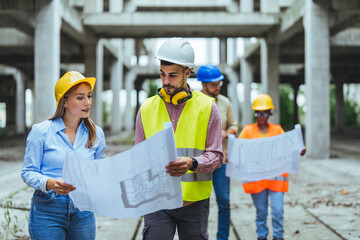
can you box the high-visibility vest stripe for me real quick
[182,172,213,182]
[177,148,204,158]
[243,175,288,183]
[177,148,212,183]
[141,91,214,201]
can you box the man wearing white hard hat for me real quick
[135,38,223,240]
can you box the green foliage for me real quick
[279,85,294,129]
[148,79,159,97]
[330,86,336,127]
[330,85,360,127]
[344,98,360,126]
[0,193,20,240]
[103,101,111,125]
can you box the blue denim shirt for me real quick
[21,117,106,193]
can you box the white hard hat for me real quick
[156,37,195,70]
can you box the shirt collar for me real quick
[53,117,86,133]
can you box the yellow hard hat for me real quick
[55,71,96,106]
[252,93,274,111]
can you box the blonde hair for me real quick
[49,83,97,148]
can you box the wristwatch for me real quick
[189,157,198,171]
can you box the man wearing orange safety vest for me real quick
[238,94,306,240]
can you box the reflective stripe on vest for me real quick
[182,173,213,182]
[243,175,288,183]
[177,148,204,158]
[177,148,213,183]
[240,123,288,193]
[141,91,214,201]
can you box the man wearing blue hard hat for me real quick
[197,65,238,240]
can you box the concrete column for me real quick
[240,0,253,12]
[85,40,103,127]
[14,71,26,133]
[335,79,344,132]
[124,39,136,67]
[260,0,279,13]
[135,39,141,64]
[304,0,330,158]
[241,57,253,126]
[109,0,123,12]
[219,38,227,64]
[84,0,103,13]
[110,39,124,133]
[124,70,137,133]
[34,0,61,123]
[206,38,213,64]
[85,43,97,122]
[31,88,35,126]
[230,38,237,65]
[260,38,280,124]
[223,66,240,124]
[95,40,104,127]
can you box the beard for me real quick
[163,76,186,96]
[205,86,218,98]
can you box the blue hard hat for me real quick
[196,65,224,82]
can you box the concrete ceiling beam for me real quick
[279,0,304,44]
[102,39,119,59]
[0,28,33,46]
[243,40,261,59]
[0,14,35,36]
[330,12,360,36]
[133,0,232,8]
[331,0,360,12]
[60,0,89,44]
[331,28,360,46]
[0,0,49,12]
[83,12,279,38]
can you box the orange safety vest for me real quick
[239,123,289,194]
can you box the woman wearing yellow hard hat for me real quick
[238,93,306,240]
[21,71,106,239]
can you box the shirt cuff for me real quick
[41,177,50,193]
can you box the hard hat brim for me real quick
[197,74,224,82]
[252,106,274,111]
[156,55,195,70]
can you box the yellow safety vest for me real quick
[141,91,213,201]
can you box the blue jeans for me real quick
[29,190,95,240]
[251,190,284,240]
[213,164,230,240]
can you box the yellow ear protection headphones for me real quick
[157,84,193,105]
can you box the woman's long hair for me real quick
[49,83,97,148]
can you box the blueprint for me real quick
[226,124,305,181]
[62,122,183,219]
